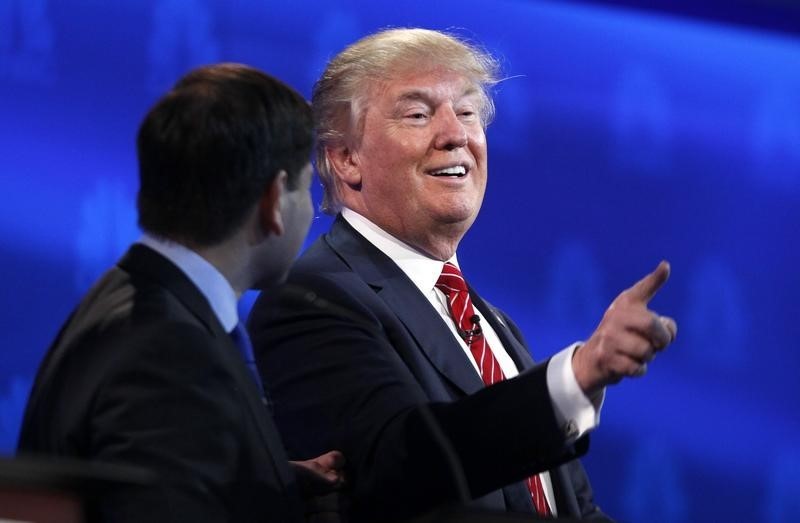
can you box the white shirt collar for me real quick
[137,233,239,332]
[341,208,459,294]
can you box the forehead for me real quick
[371,68,481,105]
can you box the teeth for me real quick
[430,165,466,176]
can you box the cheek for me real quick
[468,125,487,151]
[298,195,314,234]
[286,192,313,238]
[370,135,418,170]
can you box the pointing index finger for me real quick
[622,260,671,305]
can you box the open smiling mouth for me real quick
[428,165,468,178]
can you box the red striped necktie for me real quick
[435,262,552,517]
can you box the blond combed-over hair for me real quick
[312,28,500,214]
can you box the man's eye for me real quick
[407,113,428,120]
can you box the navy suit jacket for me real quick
[249,216,611,522]
[19,244,303,522]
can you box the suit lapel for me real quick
[119,245,297,496]
[216,321,298,496]
[326,217,485,395]
[378,284,485,395]
[469,292,536,371]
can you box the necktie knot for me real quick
[435,262,469,297]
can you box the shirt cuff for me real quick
[546,342,605,442]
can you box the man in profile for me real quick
[18,63,343,522]
[249,28,676,521]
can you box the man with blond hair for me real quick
[250,28,676,522]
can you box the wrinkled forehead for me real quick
[363,66,486,108]
[338,60,493,144]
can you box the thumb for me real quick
[316,450,345,470]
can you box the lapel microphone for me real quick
[459,314,482,344]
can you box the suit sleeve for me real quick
[88,322,245,523]
[249,275,588,522]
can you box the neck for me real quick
[343,206,468,261]
[403,226,462,261]
[193,237,251,298]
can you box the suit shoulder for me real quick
[252,261,379,327]
[290,232,350,275]
[50,271,218,380]
[72,266,196,331]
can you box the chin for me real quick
[436,203,481,227]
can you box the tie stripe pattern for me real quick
[435,262,502,387]
[435,262,552,516]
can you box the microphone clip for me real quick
[458,315,482,345]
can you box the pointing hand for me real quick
[572,261,677,397]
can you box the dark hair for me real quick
[136,63,312,246]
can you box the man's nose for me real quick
[433,106,468,151]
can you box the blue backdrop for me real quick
[1,1,798,521]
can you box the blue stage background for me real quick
[1,1,798,520]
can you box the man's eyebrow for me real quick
[461,86,480,98]
[394,91,433,106]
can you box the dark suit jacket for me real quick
[18,244,303,522]
[249,216,611,522]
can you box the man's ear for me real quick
[325,144,362,189]
[259,170,287,237]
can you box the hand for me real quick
[572,261,678,397]
[290,450,346,498]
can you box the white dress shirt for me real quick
[342,208,605,515]
[138,233,239,332]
